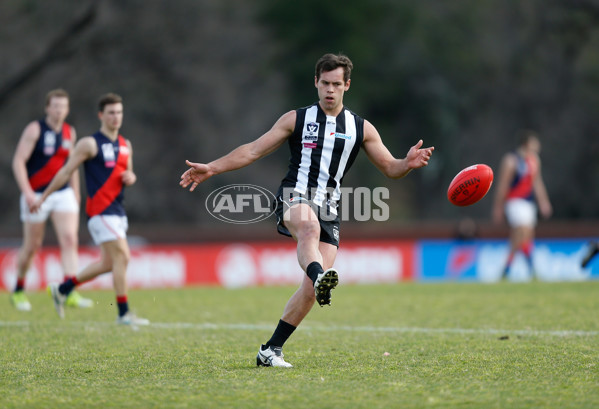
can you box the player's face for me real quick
[315,67,350,115]
[99,103,123,131]
[527,138,541,155]
[45,97,69,124]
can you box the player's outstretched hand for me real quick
[406,139,434,169]
[180,160,213,192]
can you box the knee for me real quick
[98,259,113,273]
[114,247,131,265]
[23,239,43,258]
[60,233,78,250]
[32,239,43,254]
[296,221,320,242]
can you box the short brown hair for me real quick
[45,89,69,106]
[315,53,353,82]
[98,93,123,112]
[517,129,539,147]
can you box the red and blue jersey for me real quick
[27,119,73,192]
[507,152,538,202]
[84,131,130,218]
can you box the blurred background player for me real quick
[492,130,552,279]
[31,93,148,326]
[11,89,92,311]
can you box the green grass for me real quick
[1,282,598,409]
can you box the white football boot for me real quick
[256,345,293,368]
[117,312,150,326]
[47,283,67,319]
[10,291,32,311]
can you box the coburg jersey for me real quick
[27,119,73,192]
[279,103,364,214]
[507,152,538,202]
[84,131,130,218]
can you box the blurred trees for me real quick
[1,0,598,236]
[260,0,599,219]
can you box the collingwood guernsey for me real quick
[278,103,364,214]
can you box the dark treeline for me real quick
[1,0,598,236]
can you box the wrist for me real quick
[206,163,219,177]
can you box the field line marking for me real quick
[0,321,29,327]
[1,320,598,337]
[151,323,599,337]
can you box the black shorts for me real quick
[274,194,340,247]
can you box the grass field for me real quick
[1,281,598,409]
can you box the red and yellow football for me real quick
[447,164,494,206]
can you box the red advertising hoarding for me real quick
[0,240,416,291]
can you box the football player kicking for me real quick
[181,53,433,367]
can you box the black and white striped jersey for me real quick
[278,103,365,214]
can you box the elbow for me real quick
[247,144,268,163]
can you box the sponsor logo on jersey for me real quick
[43,131,56,155]
[303,121,320,148]
[101,143,116,168]
[306,122,319,136]
[331,132,351,140]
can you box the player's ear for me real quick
[345,79,351,91]
[314,76,318,88]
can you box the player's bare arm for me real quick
[181,110,296,192]
[121,139,137,186]
[533,157,552,219]
[492,154,517,224]
[67,126,81,203]
[12,121,42,208]
[361,120,434,179]
[30,136,98,213]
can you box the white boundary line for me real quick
[1,320,598,337]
